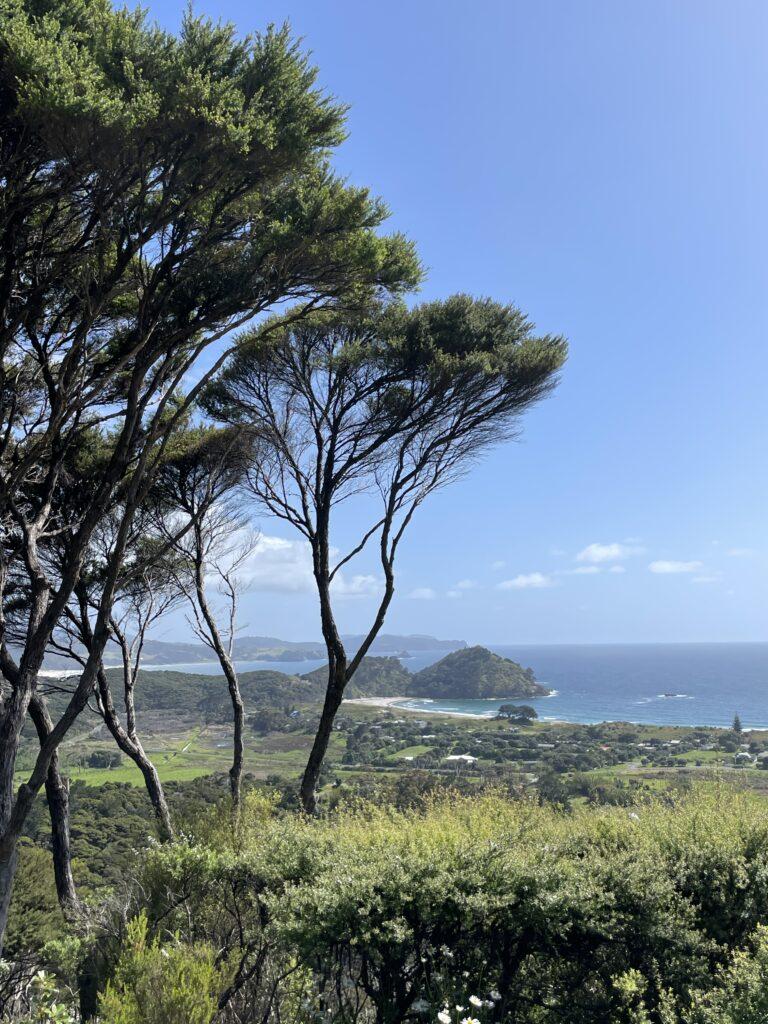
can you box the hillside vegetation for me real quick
[13,785,768,1023]
[409,645,549,698]
[302,656,412,697]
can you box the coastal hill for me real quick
[41,633,466,669]
[408,646,550,699]
[47,647,545,718]
[301,656,412,697]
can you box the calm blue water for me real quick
[151,642,768,729]
[399,643,768,728]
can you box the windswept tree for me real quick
[50,527,182,845]
[205,296,567,812]
[154,428,257,814]
[0,0,419,948]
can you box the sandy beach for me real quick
[342,695,489,719]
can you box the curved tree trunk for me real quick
[193,554,245,815]
[299,663,345,815]
[96,666,174,842]
[300,529,395,815]
[300,536,348,815]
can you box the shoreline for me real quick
[342,695,517,720]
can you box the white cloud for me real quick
[565,566,601,576]
[454,578,478,590]
[649,560,703,574]
[497,572,553,590]
[237,535,381,598]
[446,589,463,599]
[490,560,506,571]
[608,565,626,574]
[576,542,643,564]
[408,587,437,600]
[332,574,381,598]
[727,547,755,558]
[238,535,314,593]
[692,574,721,585]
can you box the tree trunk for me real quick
[227,673,245,812]
[29,695,79,916]
[0,682,32,956]
[300,662,345,814]
[95,667,174,842]
[192,560,245,815]
[0,839,17,958]
[136,756,174,843]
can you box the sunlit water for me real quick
[145,642,768,729]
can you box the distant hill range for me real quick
[41,633,466,669]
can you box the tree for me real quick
[497,704,538,723]
[154,428,256,815]
[49,526,182,844]
[205,296,566,811]
[734,714,743,735]
[0,0,419,949]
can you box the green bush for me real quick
[98,913,226,1024]
[123,785,768,1023]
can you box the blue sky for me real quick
[149,0,767,645]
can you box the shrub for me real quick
[100,785,768,1023]
[98,913,226,1024]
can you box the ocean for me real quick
[148,641,768,729]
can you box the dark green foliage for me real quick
[409,645,549,698]
[497,703,538,721]
[85,751,122,769]
[97,788,768,1024]
[2,843,63,960]
[99,668,323,716]
[302,656,412,697]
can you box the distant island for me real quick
[40,633,467,669]
[408,646,550,699]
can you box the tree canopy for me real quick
[205,296,566,810]
[0,0,419,950]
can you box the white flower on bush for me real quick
[438,1010,452,1024]
[469,995,483,1008]
[460,1017,481,1024]
[490,990,501,1001]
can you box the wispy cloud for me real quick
[563,566,601,576]
[649,560,704,574]
[692,574,721,584]
[490,560,506,571]
[497,572,554,590]
[608,565,626,574]
[727,547,755,558]
[408,587,437,600]
[576,541,643,564]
